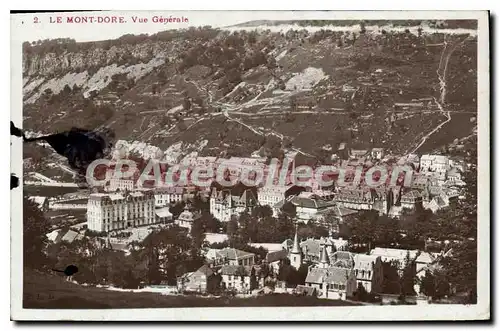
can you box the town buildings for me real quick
[106,177,135,192]
[257,183,298,215]
[329,252,384,294]
[220,265,260,293]
[298,236,349,263]
[210,186,258,222]
[370,247,435,278]
[86,191,156,232]
[205,247,255,268]
[281,192,336,223]
[28,196,49,212]
[177,264,219,294]
[175,205,201,231]
[304,246,357,300]
[154,186,197,207]
[420,154,450,181]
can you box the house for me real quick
[106,177,135,192]
[399,190,422,210]
[210,186,258,222]
[154,186,195,207]
[370,247,435,278]
[299,237,349,263]
[205,247,255,268]
[175,205,201,231]
[46,228,84,244]
[265,249,289,275]
[155,207,173,224]
[220,265,260,293]
[284,192,336,223]
[304,262,357,300]
[423,196,448,213]
[411,175,430,190]
[177,264,219,294]
[420,154,449,181]
[371,148,384,160]
[258,184,300,215]
[28,196,49,212]
[329,252,384,294]
[334,187,390,213]
[313,205,358,232]
[448,156,467,172]
[445,168,466,186]
[349,149,369,159]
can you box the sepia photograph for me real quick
[10,10,490,321]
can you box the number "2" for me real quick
[33,17,39,23]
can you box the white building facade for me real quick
[87,191,155,232]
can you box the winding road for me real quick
[409,35,471,154]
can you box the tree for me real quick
[354,282,368,301]
[200,212,221,233]
[62,84,72,95]
[441,240,477,302]
[250,267,258,291]
[359,21,366,34]
[399,251,418,302]
[190,218,205,249]
[251,205,273,219]
[420,270,436,298]
[347,210,379,252]
[169,201,186,218]
[143,226,202,285]
[282,201,296,219]
[289,96,297,112]
[226,218,239,243]
[24,197,50,270]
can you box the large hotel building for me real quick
[86,190,155,232]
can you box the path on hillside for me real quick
[409,35,471,154]
[187,76,316,158]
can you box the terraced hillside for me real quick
[22,20,478,173]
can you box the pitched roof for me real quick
[290,195,335,209]
[218,248,255,260]
[220,265,247,276]
[61,229,81,243]
[305,266,351,284]
[193,264,214,277]
[155,207,173,218]
[265,249,288,263]
[352,254,379,271]
[370,247,435,265]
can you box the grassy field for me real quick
[23,270,360,309]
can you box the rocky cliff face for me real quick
[23,41,173,77]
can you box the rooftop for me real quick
[305,266,351,285]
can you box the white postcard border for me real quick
[10,10,490,321]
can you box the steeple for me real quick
[319,244,330,268]
[289,225,302,270]
[291,225,300,254]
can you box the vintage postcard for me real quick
[10,10,490,321]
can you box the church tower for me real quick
[318,244,330,269]
[289,227,302,270]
